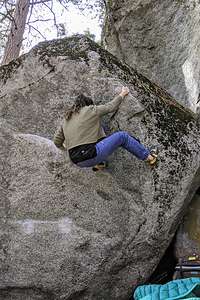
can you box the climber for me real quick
[53,87,158,171]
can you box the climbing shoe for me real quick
[92,162,107,172]
[149,146,159,166]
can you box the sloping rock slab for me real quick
[0,35,200,300]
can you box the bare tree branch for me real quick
[27,18,52,24]
[28,24,46,40]
[57,0,69,11]
[42,1,59,34]
[4,0,18,29]
[27,0,33,23]
[0,11,13,22]
[30,0,50,5]
[0,0,15,6]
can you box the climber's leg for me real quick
[77,131,157,168]
[96,131,150,160]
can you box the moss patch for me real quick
[0,56,26,84]
[0,34,196,144]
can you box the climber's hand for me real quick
[120,86,129,97]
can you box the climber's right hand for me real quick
[120,86,129,97]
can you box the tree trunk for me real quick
[1,0,30,65]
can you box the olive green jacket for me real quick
[53,95,123,150]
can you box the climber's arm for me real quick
[53,125,65,150]
[95,87,129,116]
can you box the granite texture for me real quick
[0,35,200,299]
[103,0,200,111]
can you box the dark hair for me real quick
[65,94,94,120]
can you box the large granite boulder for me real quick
[103,0,200,111]
[175,191,200,260]
[0,35,200,300]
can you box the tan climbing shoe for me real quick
[149,154,158,166]
[148,146,159,166]
[92,162,107,172]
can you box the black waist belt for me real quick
[69,137,105,164]
[69,143,97,163]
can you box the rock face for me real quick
[175,191,200,260]
[103,0,200,111]
[0,35,200,300]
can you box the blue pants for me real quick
[77,131,150,168]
